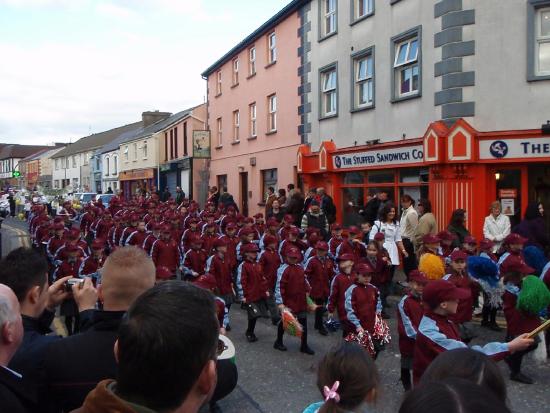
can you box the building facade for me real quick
[0,144,55,188]
[298,0,550,238]
[202,1,306,216]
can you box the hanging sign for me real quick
[333,145,423,169]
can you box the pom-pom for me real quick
[281,309,303,338]
[306,296,318,313]
[419,253,445,280]
[517,275,550,315]
[467,256,499,287]
[523,246,548,276]
[344,331,375,358]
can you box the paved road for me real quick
[2,218,549,412]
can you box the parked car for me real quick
[96,194,115,208]
[78,193,97,204]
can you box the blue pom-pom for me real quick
[467,256,499,287]
[523,246,548,275]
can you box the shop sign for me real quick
[193,130,211,159]
[480,137,550,160]
[333,145,424,169]
[499,189,517,198]
[501,199,515,216]
[119,169,155,181]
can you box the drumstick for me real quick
[527,319,550,339]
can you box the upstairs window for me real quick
[249,47,256,75]
[268,94,277,132]
[216,70,222,95]
[536,7,550,75]
[320,66,337,117]
[392,29,421,100]
[321,0,337,38]
[355,0,373,20]
[353,50,374,109]
[232,58,239,85]
[268,32,277,64]
[233,110,240,141]
[217,118,223,146]
[249,103,257,137]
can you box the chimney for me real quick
[142,110,172,127]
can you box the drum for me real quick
[217,335,236,365]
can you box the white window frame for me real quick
[217,118,223,146]
[354,0,374,20]
[133,143,138,161]
[249,103,257,137]
[123,146,129,161]
[55,159,59,170]
[536,7,550,75]
[216,70,222,95]
[322,0,337,37]
[393,36,420,98]
[233,110,240,141]
[72,155,76,168]
[354,52,374,108]
[143,141,148,159]
[232,58,239,85]
[105,156,110,176]
[268,95,277,132]
[321,67,337,117]
[268,32,277,64]
[249,47,256,75]
[113,156,118,175]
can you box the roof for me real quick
[0,144,54,160]
[52,121,143,158]
[20,148,52,162]
[201,0,309,77]
[99,123,147,154]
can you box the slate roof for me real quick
[0,144,54,160]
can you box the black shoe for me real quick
[272,318,281,325]
[273,341,287,351]
[245,332,258,342]
[488,322,502,332]
[510,372,534,384]
[481,320,491,328]
[318,326,329,336]
[300,346,315,355]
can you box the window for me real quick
[54,180,59,189]
[133,143,138,160]
[183,122,188,156]
[536,7,550,75]
[83,153,89,165]
[353,49,374,109]
[96,157,100,170]
[216,70,222,95]
[268,32,277,64]
[320,65,337,117]
[143,141,148,158]
[353,0,373,21]
[55,159,59,170]
[72,156,76,168]
[113,156,118,175]
[321,0,337,38]
[232,58,239,85]
[249,47,256,75]
[174,128,178,158]
[66,158,70,169]
[217,174,227,192]
[216,118,223,146]
[268,94,277,132]
[261,169,278,202]
[393,30,420,99]
[233,110,240,141]
[249,103,257,137]
[124,146,129,161]
[170,129,174,159]
[105,157,110,175]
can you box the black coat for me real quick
[0,366,37,413]
[44,310,124,413]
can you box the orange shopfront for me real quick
[298,119,550,240]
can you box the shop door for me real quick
[529,165,550,235]
[165,172,177,194]
[493,168,524,229]
[240,172,249,217]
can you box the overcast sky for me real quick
[0,0,290,145]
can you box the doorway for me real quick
[493,168,523,229]
[528,165,550,235]
[240,172,249,217]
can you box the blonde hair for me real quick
[489,201,500,212]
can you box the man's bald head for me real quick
[0,284,23,366]
[99,247,155,311]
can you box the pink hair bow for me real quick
[323,381,340,403]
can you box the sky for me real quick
[0,0,290,145]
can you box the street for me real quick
[1,218,548,413]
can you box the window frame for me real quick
[261,168,278,204]
[143,141,148,159]
[249,102,257,138]
[249,46,257,76]
[390,26,422,103]
[216,117,223,147]
[113,155,118,175]
[216,70,222,95]
[528,1,550,81]
[233,110,240,142]
[319,62,339,119]
[350,0,374,25]
[319,0,338,40]
[267,94,277,133]
[267,32,277,64]
[232,58,239,86]
[351,46,375,112]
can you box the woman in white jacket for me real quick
[483,201,511,253]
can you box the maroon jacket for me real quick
[94,219,111,242]
[215,297,229,329]
[125,230,148,248]
[46,236,66,260]
[304,255,334,299]
[201,232,219,256]
[182,248,207,277]
[238,260,269,303]
[151,239,180,274]
[207,254,233,296]
[327,273,353,320]
[328,236,343,258]
[396,293,424,357]
[218,234,239,270]
[79,212,95,237]
[112,225,125,248]
[180,228,201,252]
[336,239,365,262]
[54,242,88,262]
[142,233,158,254]
[258,248,282,290]
[443,272,478,324]
[503,286,541,337]
[275,263,310,314]
[363,253,392,287]
[53,259,82,280]
[344,282,380,333]
[278,239,307,262]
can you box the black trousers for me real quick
[401,238,417,279]
[505,335,538,374]
[276,314,308,348]
[312,297,327,329]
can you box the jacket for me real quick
[400,206,419,240]
[502,284,541,337]
[304,255,334,299]
[181,248,207,277]
[142,234,158,255]
[238,260,269,303]
[344,283,381,333]
[335,239,366,263]
[327,273,354,320]
[78,256,104,282]
[258,248,281,290]
[278,239,307,262]
[300,212,329,239]
[447,224,470,248]
[363,252,392,287]
[275,263,310,314]
[201,232,219,256]
[206,254,233,295]
[218,234,239,269]
[0,366,38,413]
[45,311,124,413]
[328,236,343,259]
[53,259,83,280]
[70,379,146,413]
[413,312,509,383]
[125,230,148,248]
[483,214,511,252]
[442,272,478,324]
[396,293,424,357]
[95,220,112,241]
[413,212,437,249]
[513,217,550,250]
[151,239,180,274]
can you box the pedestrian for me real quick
[461,236,478,256]
[400,194,419,277]
[175,186,185,205]
[181,236,207,280]
[286,189,305,226]
[447,209,470,248]
[412,279,533,384]
[276,188,287,207]
[160,187,171,202]
[327,223,344,259]
[205,238,234,320]
[106,187,113,194]
[365,237,392,318]
[360,190,388,225]
[513,202,549,250]
[437,230,456,261]
[302,342,379,413]
[274,248,315,355]
[151,224,181,280]
[278,226,307,263]
[396,270,428,391]
[207,186,220,208]
[265,186,277,217]
[267,199,285,222]
[317,187,336,224]
[413,198,437,250]
[497,233,528,272]
[302,187,317,216]
[335,226,365,263]
[53,245,83,336]
[301,201,329,240]
[258,235,282,325]
[8,191,15,217]
[483,201,511,253]
[283,183,295,208]
[327,253,355,336]
[78,239,106,284]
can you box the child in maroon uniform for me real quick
[125,219,148,249]
[142,222,161,255]
[327,253,355,336]
[396,270,428,390]
[206,238,234,314]
[478,238,497,262]
[238,243,270,342]
[437,230,456,261]
[327,223,344,259]
[181,235,208,280]
[462,236,478,256]
[53,244,83,335]
[78,238,105,285]
[498,233,528,271]
[258,235,282,325]
[151,224,181,279]
[274,248,314,355]
[501,257,541,384]
[304,241,334,336]
[201,222,219,255]
[278,227,307,263]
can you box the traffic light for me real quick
[12,171,21,178]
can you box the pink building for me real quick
[201,1,303,217]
